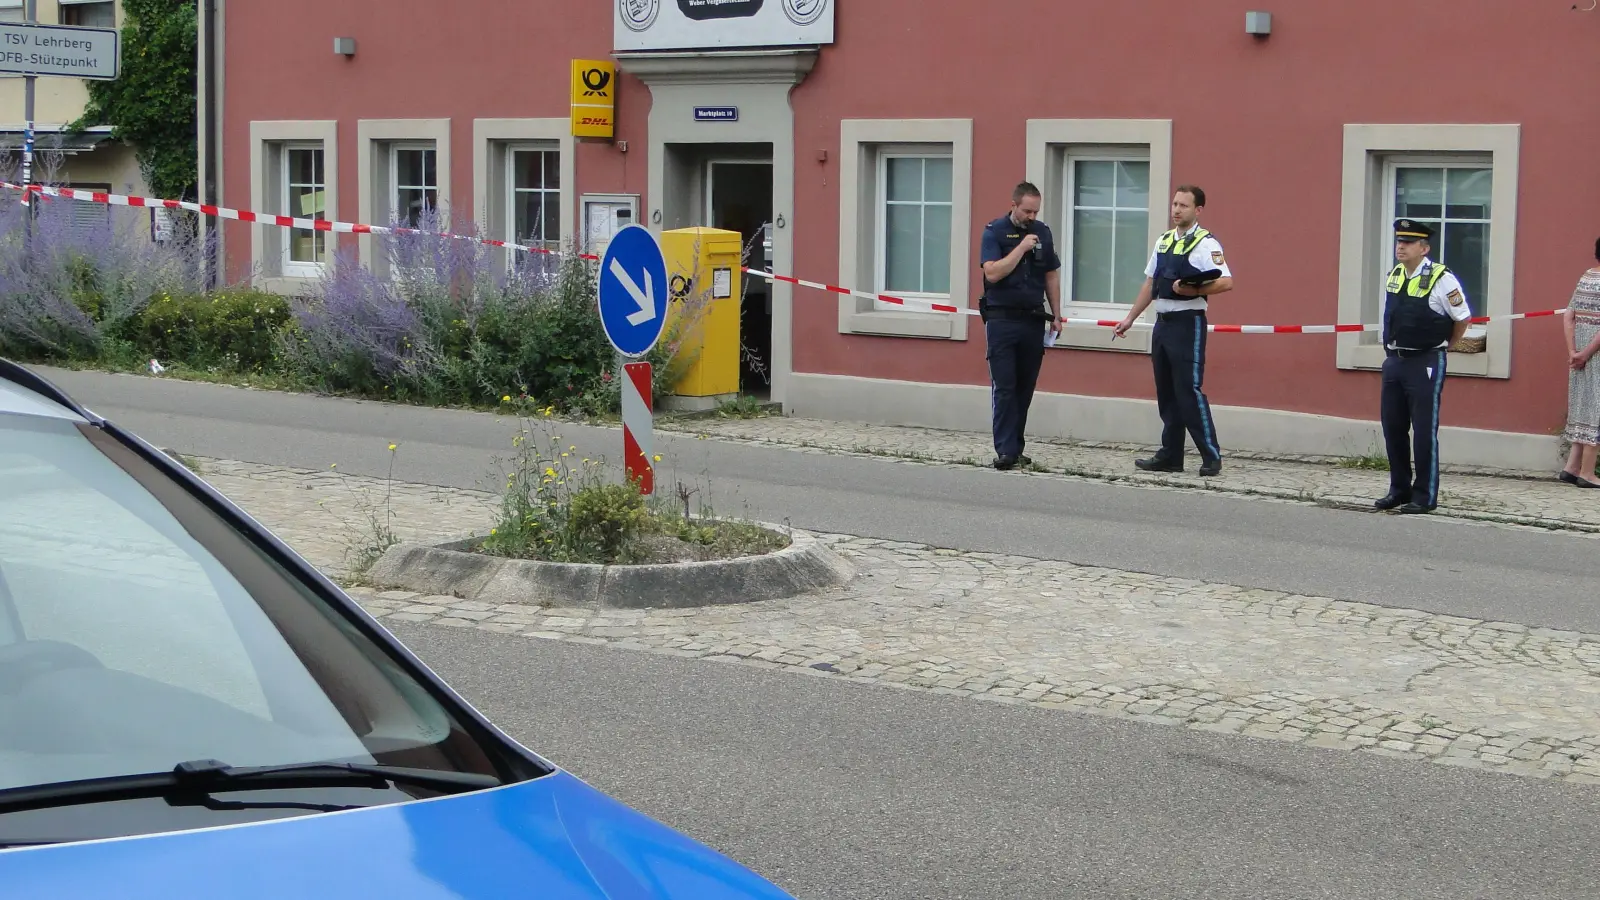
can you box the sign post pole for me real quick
[595,223,669,496]
[622,361,653,495]
[20,0,35,257]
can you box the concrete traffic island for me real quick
[364,524,855,610]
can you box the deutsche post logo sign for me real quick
[571,59,616,139]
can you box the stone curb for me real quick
[652,433,1600,536]
[364,523,855,610]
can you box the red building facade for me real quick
[199,0,1600,469]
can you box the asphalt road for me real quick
[32,366,1600,633]
[397,623,1600,900]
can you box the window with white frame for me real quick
[1335,124,1517,378]
[508,146,560,262]
[0,0,22,23]
[391,144,437,228]
[59,0,115,28]
[282,144,327,277]
[875,153,952,306]
[1064,155,1150,306]
[1385,159,1492,318]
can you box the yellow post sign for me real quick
[570,59,616,139]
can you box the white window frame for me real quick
[837,119,973,341]
[506,143,562,271]
[357,119,452,276]
[280,142,328,279]
[1026,118,1172,354]
[471,118,574,275]
[1380,155,1493,319]
[1336,124,1519,379]
[58,0,115,28]
[248,120,338,295]
[1061,149,1152,307]
[389,142,438,230]
[873,150,954,310]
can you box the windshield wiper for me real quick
[0,758,502,816]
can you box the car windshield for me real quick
[0,410,514,805]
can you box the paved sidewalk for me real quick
[658,414,1600,533]
[193,455,1600,786]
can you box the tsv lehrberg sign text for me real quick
[0,22,119,80]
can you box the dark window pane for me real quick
[1437,221,1489,318]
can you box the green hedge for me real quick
[123,289,291,372]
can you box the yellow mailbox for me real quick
[660,226,742,401]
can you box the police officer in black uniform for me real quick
[1375,218,1472,514]
[979,182,1063,470]
[1113,185,1233,475]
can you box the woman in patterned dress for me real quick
[1560,237,1600,487]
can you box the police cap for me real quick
[1178,268,1222,287]
[1393,218,1434,242]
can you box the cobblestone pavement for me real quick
[199,458,498,579]
[656,414,1600,533]
[193,456,1600,786]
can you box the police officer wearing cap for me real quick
[1375,218,1472,514]
[979,181,1063,470]
[1113,184,1233,476]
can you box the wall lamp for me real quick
[333,37,357,57]
[1245,11,1272,36]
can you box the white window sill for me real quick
[840,307,960,340]
[256,274,323,296]
[1347,343,1494,377]
[1052,306,1150,353]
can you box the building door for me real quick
[706,160,773,398]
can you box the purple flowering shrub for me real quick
[281,205,614,411]
[0,155,213,361]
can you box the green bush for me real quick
[566,482,651,561]
[127,289,291,372]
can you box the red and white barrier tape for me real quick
[2,182,1561,333]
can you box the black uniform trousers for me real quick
[985,313,1046,459]
[1380,348,1447,507]
[1150,309,1222,464]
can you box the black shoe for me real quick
[1197,458,1222,477]
[1397,502,1436,514]
[1578,478,1600,489]
[1135,457,1183,473]
[1374,492,1410,511]
[1560,470,1580,485]
[994,455,1018,471]
[1018,455,1033,467]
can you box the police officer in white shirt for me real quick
[1374,218,1473,514]
[1113,184,1233,476]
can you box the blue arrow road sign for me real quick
[597,223,669,358]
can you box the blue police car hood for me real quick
[0,770,795,900]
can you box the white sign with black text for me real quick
[0,22,119,80]
[615,0,834,52]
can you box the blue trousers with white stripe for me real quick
[1380,350,1447,506]
[1151,310,1222,464]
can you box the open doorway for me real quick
[706,160,773,399]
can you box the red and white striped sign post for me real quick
[621,361,653,495]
